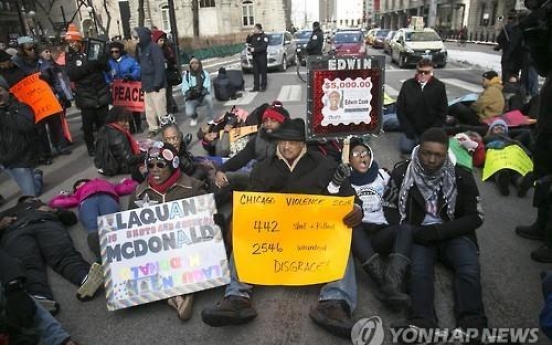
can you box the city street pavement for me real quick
[0,45,548,345]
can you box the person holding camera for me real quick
[65,23,111,157]
[181,57,213,127]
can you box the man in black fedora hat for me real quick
[202,118,363,339]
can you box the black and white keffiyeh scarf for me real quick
[398,146,457,223]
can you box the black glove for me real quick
[154,86,161,93]
[331,163,351,187]
[4,280,37,328]
[413,225,440,245]
[343,205,363,228]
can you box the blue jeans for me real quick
[0,286,70,345]
[224,253,358,311]
[383,113,402,132]
[79,193,120,232]
[185,94,214,120]
[409,236,486,325]
[399,134,418,154]
[1,165,43,196]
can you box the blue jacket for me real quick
[181,70,212,97]
[105,54,141,84]
[136,27,167,92]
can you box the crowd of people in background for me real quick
[1,2,552,342]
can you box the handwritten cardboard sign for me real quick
[98,194,230,311]
[482,145,533,181]
[112,80,145,112]
[232,192,354,286]
[10,73,63,123]
[219,125,258,144]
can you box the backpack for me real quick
[213,68,236,101]
[94,127,119,176]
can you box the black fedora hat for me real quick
[270,118,306,141]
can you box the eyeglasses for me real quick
[351,150,370,158]
[147,161,169,169]
[110,50,120,54]
[416,69,432,75]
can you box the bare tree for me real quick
[29,0,62,32]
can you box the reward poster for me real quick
[306,55,385,138]
[98,194,230,311]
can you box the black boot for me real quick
[380,253,411,311]
[515,172,533,198]
[495,170,510,196]
[87,145,96,157]
[362,253,385,294]
[516,206,547,241]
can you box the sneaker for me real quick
[309,300,354,338]
[76,263,104,301]
[531,244,552,263]
[189,118,198,127]
[167,294,194,321]
[32,295,60,316]
[201,295,257,327]
[515,222,545,241]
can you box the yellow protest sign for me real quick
[482,145,533,181]
[232,192,354,286]
[219,125,257,144]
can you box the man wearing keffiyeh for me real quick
[386,128,487,342]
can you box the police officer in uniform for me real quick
[246,23,268,92]
[306,21,324,56]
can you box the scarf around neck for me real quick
[350,161,380,186]
[398,146,457,223]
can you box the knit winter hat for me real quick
[65,23,83,42]
[488,118,509,134]
[17,36,34,46]
[482,70,499,80]
[108,41,125,52]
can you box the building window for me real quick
[160,5,170,31]
[200,0,215,8]
[479,3,488,26]
[490,1,498,25]
[242,1,254,27]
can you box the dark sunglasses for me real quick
[110,50,120,54]
[417,69,432,75]
[147,161,169,169]
[25,46,36,52]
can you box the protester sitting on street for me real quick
[347,137,413,311]
[0,248,83,345]
[105,41,143,133]
[161,123,197,177]
[201,118,363,338]
[214,103,289,190]
[0,75,43,197]
[396,59,448,154]
[0,197,104,315]
[127,143,207,320]
[182,57,214,127]
[65,23,110,157]
[483,118,533,197]
[94,106,145,179]
[388,128,488,343]
[448,71,505,126]
[213,67,237,102]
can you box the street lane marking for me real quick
[440,78,482,93]
[224,91,257,106]
[277,85,302,102]
[384,84,400,97]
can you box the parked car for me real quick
[372,29,391,49]
[293,30,312,66]
[241,31,297,73]
[389,28,447,68]
[331,30,366,57]
[365,28,379,45]
[383,30,396,54]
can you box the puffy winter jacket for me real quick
[66,50,111,109]
[49,178,137,209]
[0,96,37,168]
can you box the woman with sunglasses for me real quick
[347,137,414,312]
[128,143,208,320]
